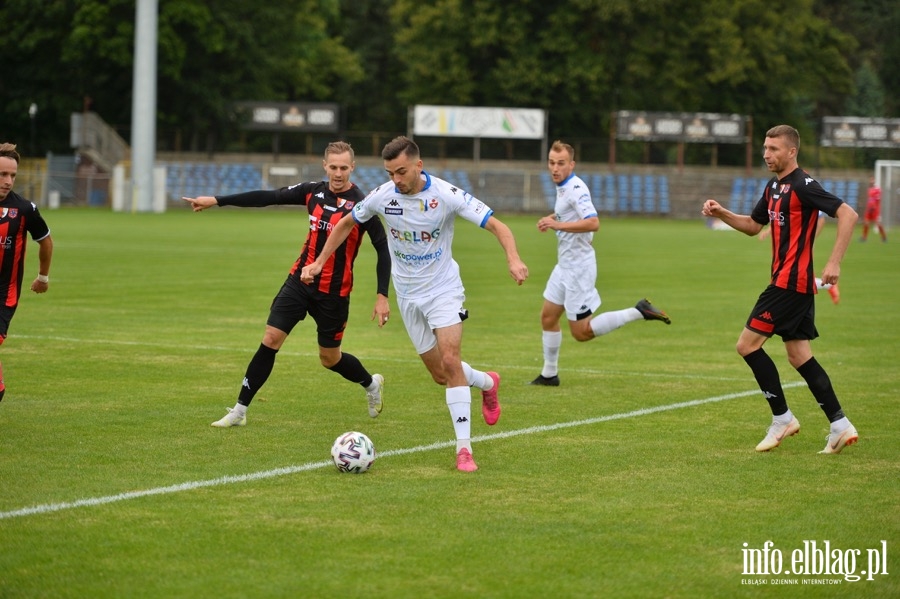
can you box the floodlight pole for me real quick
[131,0,159,212]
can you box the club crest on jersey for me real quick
[336,198,355,210]
[420,197,439,212]
[780,184,791,195]
[1,208,16,219]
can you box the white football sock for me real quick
[446,386,472,452]
[461,361,491,390]
[590,308,642,337]
[830,416,851,433]
[232,403,247,416]
[773,409,793,425]
[541,330,562,378]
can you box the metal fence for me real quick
[16,158,870,221]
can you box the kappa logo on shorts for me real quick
[759,311,773,321]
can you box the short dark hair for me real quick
[765,125,800,150]
[0,143,20,164]
[382,136,419,161]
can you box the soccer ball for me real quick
[330,431,376,473]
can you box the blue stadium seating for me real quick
[658,177,670,214]
[729,178,744,212]
[540,173,670,215]
[643,175,656,213]
[617,175,630,212]
[630,175,642,212]
[845,180,859,210]
[164,162,265,199]
[604,175,617,213]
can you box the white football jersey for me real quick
[352,171,493,298]
[553,173,597,266]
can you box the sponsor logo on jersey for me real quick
[393,246,444,265]
[309,214,334,232]
[768,210,785,227]
[385,207,404,215]
[389,228,440,243]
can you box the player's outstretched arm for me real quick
[701,199,763,236]
[183,196,218,212]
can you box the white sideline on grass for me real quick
[0,382,806,520]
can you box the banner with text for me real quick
[616,111,748,144]
[820,117,900,148]
[233,102,339,132]
[413,105,545,139]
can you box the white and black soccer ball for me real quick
[331,431,376,473]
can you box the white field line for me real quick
[0,382,805,521]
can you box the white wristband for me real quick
[37,274,49,283]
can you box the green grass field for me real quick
[1,208,897,598]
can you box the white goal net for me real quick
[874,160,900,231]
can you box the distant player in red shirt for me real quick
[184,141,391,427]
[0,143,54,405]
[702,125,859,455]
[860,176,887,242]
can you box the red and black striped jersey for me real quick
[750,168,843,294]
[0,191,51,308]
[217,181,390,298]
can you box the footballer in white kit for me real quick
[301,136,528,472]
[530,141,670,388]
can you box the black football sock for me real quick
[238,344,278,406]
[743,348,789,416]
[796,357,844,422]
[327,352,372,387]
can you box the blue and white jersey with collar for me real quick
[352,171,493,299]
[553,172,597,267]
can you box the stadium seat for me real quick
[834,179,847,203]
[589,174,604,212]
[541,172,556,209]
[617,175,629,213]
[643,175,656,213]
[729,178,744,212]
[845,180,859,210]
[630,175,643,212]
[744,178,765,213]
[658,176,670,214]
[603,175,616,213]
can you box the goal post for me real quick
[874,160,900,232]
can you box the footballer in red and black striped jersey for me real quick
[0,142,54,404]
[702,125,859,455]
[184,142,391,427]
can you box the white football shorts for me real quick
[398,290,468,354]
[543,262,601,321]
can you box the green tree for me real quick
[388,0,857,162]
